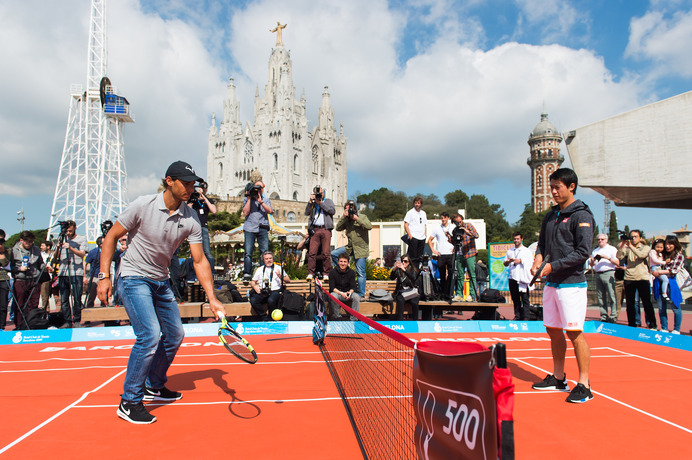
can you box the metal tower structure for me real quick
[49,0,132,243]
[604,197,611,232]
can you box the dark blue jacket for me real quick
[537,199,594,285]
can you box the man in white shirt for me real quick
[250,251,290,321]
[404,196,427,266]
[590,234,619,322]
[427,211,454,300]
[504,232,534,320]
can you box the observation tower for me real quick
[49,0,132,242]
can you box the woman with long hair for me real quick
[650,235,685,334]
[390,256,431,320]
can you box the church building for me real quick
[206,23,348,206]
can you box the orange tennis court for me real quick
[1,328,691,459]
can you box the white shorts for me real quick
[543,285,587,331]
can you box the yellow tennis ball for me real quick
[271,309,283,321]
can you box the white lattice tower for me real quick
[49,0,131,243]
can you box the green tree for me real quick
[467,194,511,242]
[372,190,408,221]
[208,210,242,232]
[444,189,470,211]
[608,210,619,242]
[513,204,548,246]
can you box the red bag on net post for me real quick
[413,341,498,460]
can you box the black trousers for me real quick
[508,279,530,320]
[437,254,454,299]
[624,279,656,328]
[407,238,426,266]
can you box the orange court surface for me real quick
[1,330,691,459]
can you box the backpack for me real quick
[479,289,506,304]
[20,308,50,330]
[282,290,306,315]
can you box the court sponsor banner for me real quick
[594,321,692,352]
[413,341,497,460]
[0,329,73,345]
[479,321,545,334]
[489,242,513,291]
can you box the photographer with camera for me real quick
[242,180,273,281]
[451,213,480,302]
[250,251,289,321]
[58,220,87,327]
[188,181,217,268]
[616,229,656,329]
[0,230,10,329]
[9,231,45,329]
[589,234,619,322]
[331,200,372,297]
[305,185,335,281]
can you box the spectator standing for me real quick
[651,235,685,334]
[39,241,54,311]
[475,259,489,294]
[10,231,45,329]
[504,232,533,320]
[83,237,103,308]
[0,230,9,329]
[305,186,335,281]
[58,221,87,327]
[617,230,657,329]
[331,200,372,298]
[589,234,619,322]
[328,253,360,320]
[451,214,480,301]
[403,196,427,266]
[427,211,455,300]
[188,181,217,268]
[530,168,595,404]
[242,180,273,281]
[249,251,289,321]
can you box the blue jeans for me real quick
[330,247,367,297]
[117,277,185,403]
[59,275,83,323]
[244,228,269,276]
[658,296,682,332]
[201,227,215,268]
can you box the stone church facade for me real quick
[206,28,347,208]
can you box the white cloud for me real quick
[626,9,692,77]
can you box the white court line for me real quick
[605,347,692,372]
[513,358,692,435]
[0,368,127,455]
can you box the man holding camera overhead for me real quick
[305,186,335,281]
[242,180,273,281]
[331,200,372,298]
[188,181,216,268]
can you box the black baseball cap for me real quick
[165,161,202,182]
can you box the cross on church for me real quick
[270,22,287,45]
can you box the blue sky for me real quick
[1,0,691,240]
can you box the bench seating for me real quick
[81,279,506,323]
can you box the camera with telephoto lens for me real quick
[313,186,323,201]
[261,280,271,295]
[346,200,358,217]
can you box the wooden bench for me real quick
[81,279,503,323]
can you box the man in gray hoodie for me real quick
[531,168,595,404]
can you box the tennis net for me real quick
[315,284,417,460]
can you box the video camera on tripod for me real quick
[100,220,113,238]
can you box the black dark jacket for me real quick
[537,199,594,285]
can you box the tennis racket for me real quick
[217,312,258,364]
[529,254,550,287]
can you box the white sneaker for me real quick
[306,274,314,280]
[671,330,681,335]
[323,274,329,281]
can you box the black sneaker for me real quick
[117,401,156,424]
[532,374,569,391]
[566,383,593,403]
[143,386,183,401]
